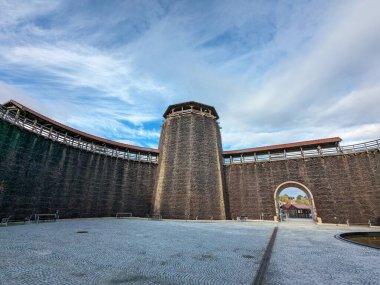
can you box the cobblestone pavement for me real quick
[1,219,379,285]
[0,219,273,285]
[266,221,380,285]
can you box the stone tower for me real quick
[152,102,226,219]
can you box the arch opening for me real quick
[274,181,317,222]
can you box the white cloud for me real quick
[0,0,379,149]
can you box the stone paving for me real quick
[0,218,379,285]
[266,222,380,285]
[0,218,273,285]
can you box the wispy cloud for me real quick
[0,0,379,149]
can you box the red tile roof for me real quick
[284,203,311,210]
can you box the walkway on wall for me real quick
[224,138,380,164]
[1,99,379,165]
[0,101,159,163]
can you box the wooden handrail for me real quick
[0,105,158,163]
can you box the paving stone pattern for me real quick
[1,219,379,285]
[0,219,272,285]
[266,221,380,285]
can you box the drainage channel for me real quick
[252,226,278,285]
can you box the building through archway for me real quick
[274,181,318,222]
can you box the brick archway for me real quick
[274,181,317,222]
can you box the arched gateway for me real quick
[274,181,318,222]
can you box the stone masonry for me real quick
[0,101,379,224]
[224,152,380,224]
[152,103,227,219]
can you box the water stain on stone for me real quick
[72,272,86,277]
[242,254,255,259]
[195,254,217,261]
[170,252,183,258]
[110,275,150,284]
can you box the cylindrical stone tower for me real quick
[152,102,226,220]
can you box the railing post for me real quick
[268,151,271,162]
[15,109,20,124]
[4,109,9,119]
[32,120,37,132]
[300,147,304,158]
[284,149,286,159]
[317,146,323,157]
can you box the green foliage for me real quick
[280,193,310,205]
[279,194,289,203]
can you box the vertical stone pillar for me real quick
[152,102,226,219]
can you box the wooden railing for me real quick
[2,104,379,165]
[224,139,380,164]
[0,105,158,163]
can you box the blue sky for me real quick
[0,0,379,149]
[279,188,307,198]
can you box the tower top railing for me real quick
[223,138,380,165]
[0,104,158,163]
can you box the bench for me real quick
[116,212,132,218]
[237,216,248,222]
[35,213,58,224]
[151,214,162,221]
[0,215,12,227]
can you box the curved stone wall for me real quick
[1,100,379,225]
[225,152,380,224]
[0,120,157,219]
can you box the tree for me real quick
[279,194,289,203]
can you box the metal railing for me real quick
[0,105,158,163]
[224,138,380,164]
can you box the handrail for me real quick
[1,104,379,165]
[0,105,158,163]
[224,138,380,164]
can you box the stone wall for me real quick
[153,113,227,219]
[0,119,157,219]
[225,153,380,224]
[1,112,380,225]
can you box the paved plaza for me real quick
[0,218,379,285]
